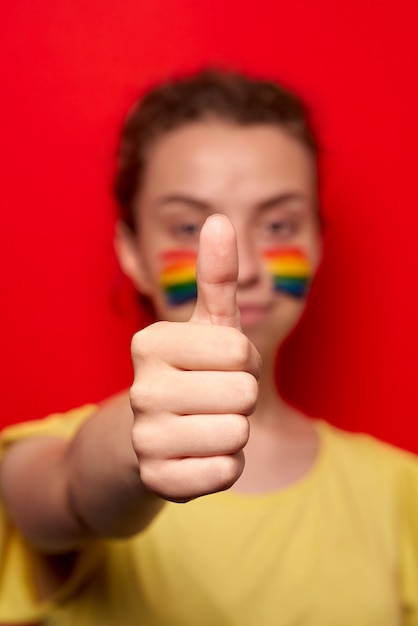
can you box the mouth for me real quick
[238,303,273,328]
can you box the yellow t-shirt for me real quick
[1,407,418,625]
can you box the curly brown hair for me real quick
[114,68,318,232]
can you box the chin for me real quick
[242,323,283,356]
[242,311,303,357]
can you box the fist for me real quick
[130,215,261,502]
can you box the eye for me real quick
[263,218,296,240]
[172,221,202,241]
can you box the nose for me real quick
[236,231,263,288]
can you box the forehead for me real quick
[138,121,316,206]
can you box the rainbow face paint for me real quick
[159,247,312,306]
[263,248,312,298]
[159,250,198,306]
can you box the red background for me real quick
[1,1,417,450]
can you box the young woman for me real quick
[1,70,418,625]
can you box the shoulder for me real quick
[1,391,131,451]
[318,419,418,468]
[319,419,418,471]
[317,419,418,504]
[1,404,98,450]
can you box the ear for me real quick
[114,222,154,296]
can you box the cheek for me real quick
[262,247,313,298]
[158,250,198,307]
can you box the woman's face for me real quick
[117,120,321,355]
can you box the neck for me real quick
[251,348,297,428]
[232,347,319,494]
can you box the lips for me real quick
[238,303,273,327]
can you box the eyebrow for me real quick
[256,192,308,211]
[155,191,307,212]
[155,194,212,211]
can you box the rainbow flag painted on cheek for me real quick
[159,250,198,306]
[263,248,312,298]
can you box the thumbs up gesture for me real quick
[130,215,261,502]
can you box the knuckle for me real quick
[140,461,191,503]
[228,330,252,370]
[130,379,159,413]
[131,419,157,458]
[235,415,250,448]
[131,321,169,359]
[223,416,249,452]
[214,452,245,490]
[236,373,259,415]
[138,459,164,494]
[130,328,148,359]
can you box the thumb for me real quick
[190,214,241,328]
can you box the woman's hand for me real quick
[130,215,262,502]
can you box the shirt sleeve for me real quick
[398,450,418,626]
[0,405,97,623]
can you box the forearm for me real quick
[66,393,164,540]
[1,393,164,553]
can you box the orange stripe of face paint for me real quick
[159,250,198,305]
[263,248,312,298]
